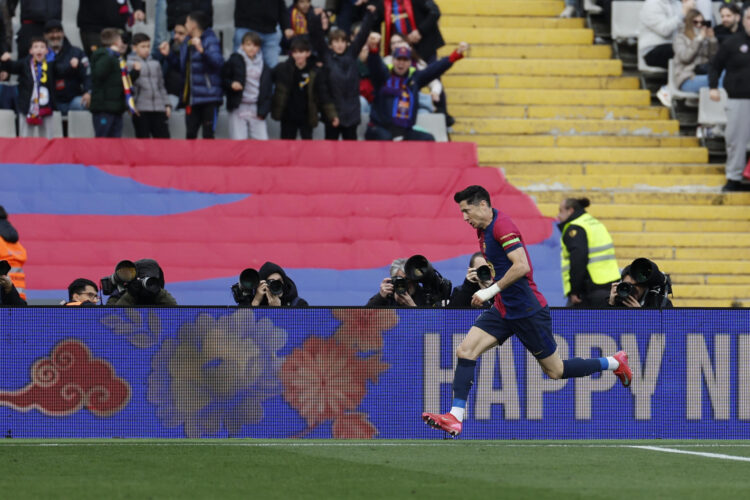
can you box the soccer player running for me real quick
[422,186,632,437]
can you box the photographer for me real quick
[0,260,26,306]
[608,258,673,308]
[106,259,178,306]
[249,262,308,307]
[367,258,429,307]
[449,252,493,308]
[65,278,99,306]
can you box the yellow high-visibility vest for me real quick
[561,212,620,296]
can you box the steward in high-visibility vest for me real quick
[0,206,27,301]
[557,197,620,307]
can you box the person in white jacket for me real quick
[638,0,695,69]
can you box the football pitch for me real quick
[2,440,750,499]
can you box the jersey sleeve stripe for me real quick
[501,237,521,248]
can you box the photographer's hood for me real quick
[135,259,165,287]
[258,261,300,306]
[0,206,19,244]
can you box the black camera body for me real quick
[391,276,408,296]
[618,258,673,308]
[476,264,492,283]
[614,281,635,305]
[100,260,137,296]
[231,269,283,305]
[404,254,452,307]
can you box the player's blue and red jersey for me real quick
[478,208,548,319]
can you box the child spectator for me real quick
[128,33,171,138]
[179,10,224,139]
[223,31,272,140]
[282,0,328,55]
[365,34,467,141]
[90,28,132,138]
[0,36,56,138]
[310,4,375,140]
[271,36,337,140]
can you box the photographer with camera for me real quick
[0,205,27,302]
[104,259,178,306]
[244,262,308,307]
[368,258,427,307]
[449,252,493,308]
[557,197,621,308]
[0,260,26,306]
[608,258,673,308]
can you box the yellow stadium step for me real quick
[449,104,669,120]
[672,285,750,300]
[569,203,750,220]
[439,0,565,17]
[442,75,639,90]
[457,118,678,135]
[441,15,585,29]
[529,191,750,205]
[673,298,746,307]
[670,275,750,285]
[613,233,750,248]
[442,27,593,45]
[507,163,718,177]
[506,174,722,189]
[479,147,706,164]
[676,247,750,260]
[438,44,612,59]
[450,59,621,76]
[608,220,750,234]
[451,89,651,106]
[614,247,674,260]
[453,135,698,148]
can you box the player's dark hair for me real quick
[469,252,484,268]
[564,197,590,211]
[454,185,491,207]
[187,10,210,31]
[68,278,98,301]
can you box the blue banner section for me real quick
[1,308,748,439]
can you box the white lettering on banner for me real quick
[687,335,731,420]
[423,333,463,413]
[622,334,665,420]
[739,335,750,420]
[526,335,568,420]
[474,342,520,420]
[575,334,617,420]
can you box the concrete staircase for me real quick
[438,0,750,307]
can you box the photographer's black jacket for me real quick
[709,30,750,98]
[448,279,491,308]
[0,284,26,306]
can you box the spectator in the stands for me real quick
[157,17,188,109]
[672,9,719,93]
[1,36,56,138]
[311,3,376,140]
[374,0,444,63]
[715,3,741,44]
[65,278,99,306]
[383,32,440,115]
[271,36,337,140]
[77,0,145,57]
[128,33,171,138]
[364,33,468,141]
[223,31,271,140]
[709,5,750,192]
[560,0,603,18]
[233,0,287,68]
[44,20,91,115]
[167,0,212,33]
[327,0,369,35]
[9,0,62,56]
[639,0,696,69]
[282,0,323,54]
[89,28,128,138]
[179,10,223,139]
[357,32,375,115]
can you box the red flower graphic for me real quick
[332,309,398,351]
[281,337,388,427]
[332,412,378,439]
[0,339,131,417]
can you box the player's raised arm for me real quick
[472,247,529,307]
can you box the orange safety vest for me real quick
[0,237,27,300]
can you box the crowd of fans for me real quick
[0,0,467,142]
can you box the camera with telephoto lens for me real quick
[614,281,635,304]
[266,278,284,297]
[232,268,260,305]
[617,258,673,308]
[100,260,137,296]
[0,260,10,276]
[405,254,452,307]
[391,276,408,296]
[476,264,492,283]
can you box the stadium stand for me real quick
[439,0,750,307]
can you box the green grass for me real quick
[1,440,750,499]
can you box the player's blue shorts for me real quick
[473,305,556,359]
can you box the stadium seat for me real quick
[610,1,642,65]
[67,110,95,138]
[667,59,699,104]
[50,111,64,138]
[121,114,136,138]
[169,110,187,139]
[416,113,448,142]
[697,87,727,128]
[0,110,16,137]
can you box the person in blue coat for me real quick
[179,10,224,139]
